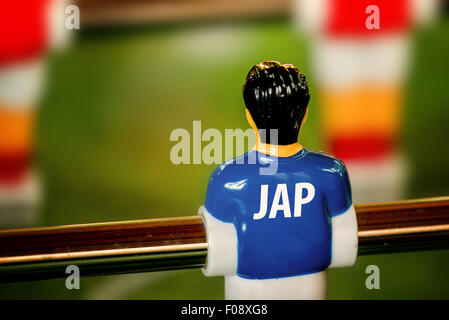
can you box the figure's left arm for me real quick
[326,161,358,268]
[199,170,238,277]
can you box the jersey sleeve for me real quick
[325,159,352,217]
[204,166,235,223]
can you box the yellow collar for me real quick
[252,141,303,157]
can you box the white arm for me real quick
[329,204,358,268]
[198,206,237,277]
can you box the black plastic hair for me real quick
[243,61,310,145]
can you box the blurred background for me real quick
[1,0,449,299]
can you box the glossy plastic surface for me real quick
[205,148,352,279]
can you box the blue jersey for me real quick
[204,148,352,279]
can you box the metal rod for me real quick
[356,196,449,254]
[1,196,449,282]
[0,216,207,282]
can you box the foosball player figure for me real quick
[198,61,358,300]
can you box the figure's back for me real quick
[205,148,352,279]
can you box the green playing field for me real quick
[1,17,449,299]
